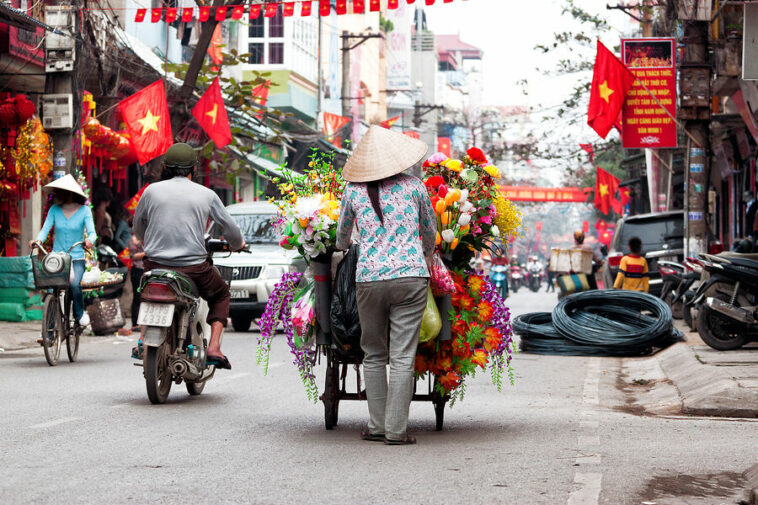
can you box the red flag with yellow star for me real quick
[118,80,173,164]
[594,166,620,215]
[192,77,232,148]
[587,40,635,139]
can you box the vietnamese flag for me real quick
[594,166,620,215]
[251,80,270,119]
[301,1,312,16]
[118,80,173,165]
[380,115,401,129]
[353,0,364,13]
[207,23,223,67]
[135,8,146,22]
[437,137,451,157]
[192,77,232,148]
[165,7,177,23]
[587,40,635,139]
[282,2,295,16]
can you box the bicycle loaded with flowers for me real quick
[257,147,523,407]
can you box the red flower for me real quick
[424,175,445,189]
[437,184,448,198]
[452,338,471,358]
[466,147,488,164]
[472,349,489,369]
[451,317,468,336]
[484,327,501,351]
[438,371,461,391]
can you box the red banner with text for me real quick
[621,38,677,149]
[499,186,590,203]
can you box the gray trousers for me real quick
[356,277,428,440]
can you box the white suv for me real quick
[213,201,305,331]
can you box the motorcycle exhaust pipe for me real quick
[706,297,756,324]
[171,360,188,376]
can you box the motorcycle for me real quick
[137,238,247,404]
[509,265,523,293]
[658,260,687,319]
[672,257,704,330]
[690,252,758,350]
[527,263,542,292]
[491,264,508,299]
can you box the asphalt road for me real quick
[1,286,756,505]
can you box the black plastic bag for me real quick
[330,245,363,360]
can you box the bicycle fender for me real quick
[143,326,168,347]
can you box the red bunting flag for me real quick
[264,3,278,17]
[250,4,261,18]
[579,143,594,162]
[323,112,350,142]
[380,116,401,129]
[301,1,312,16]
[335,0,347,14]
[353,0,365,13]
[283,2,295,16]
[370,0,380,11]
[594,166,620,215]
[231,5,245,19]
[426,0,435,4]
[181,7,193,21]
[437,137,452,157]
[251,80,270,107]
[319,0,330,16]
[388,0,399,8]
[134,8,146,22]
[165,7,177,23]
[198,6,210,21]
[214,6,227,21]
[403,131,420,139]
[192,77,232,148]
[150,8,161,22]
[407,0,416,3]
[118,80,173,165]
[587,40,635,139]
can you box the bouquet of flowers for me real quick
[273,150,345,259]
[423,147,522,269]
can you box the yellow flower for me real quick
[492,189,523,239]
[445,159,463,172]
[320,198,340,220]
[484,165,500,178]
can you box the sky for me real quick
[425,0,635,109]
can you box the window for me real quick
[269,43,284,64]
[248,43,263,64]
[248,15,264,38]
[268,7,284,37]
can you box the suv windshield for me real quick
[231,214,278,244]
[618,216,683,253]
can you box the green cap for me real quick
[163,143,197,168]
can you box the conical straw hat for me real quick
[342,125,428,182]
[43,174,87,199]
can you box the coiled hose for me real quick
[514,290,681,356]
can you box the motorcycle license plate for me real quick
[137,302,174,327]
[230,289,249,299]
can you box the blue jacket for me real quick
[36,205,97,260]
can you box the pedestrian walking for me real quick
[128,234,145,330]
[336,125,436,445]
[30,175,97,327]
[613,236,649,293]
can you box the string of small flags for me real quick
[134,0,459,23]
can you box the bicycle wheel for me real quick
[42,294,62,366]
[65,293,80,362]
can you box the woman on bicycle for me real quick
[29,174,96,327]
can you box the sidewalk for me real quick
[0,321,42,351]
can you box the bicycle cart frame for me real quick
[311,252,449,431]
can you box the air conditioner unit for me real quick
[45,6,75,72]
[41,94,73,130]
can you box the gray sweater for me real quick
[133,176,244,267]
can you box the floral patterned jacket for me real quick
[336,174,437,283]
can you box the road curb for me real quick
[655,343,758,418]
[744,464,758,505]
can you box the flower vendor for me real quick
[336,125,437,445]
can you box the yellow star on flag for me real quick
[599,183,609,197]
[137,110,160,135]
[205,103,218,125]
[598,80,614,103]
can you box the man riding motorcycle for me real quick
[133,143,245,369]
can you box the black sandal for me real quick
[360,430,385,442]
[207,354,232,370]
[384,435,416,445]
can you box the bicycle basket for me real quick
[31,252,71,289]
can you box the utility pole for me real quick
[340,31,383,128]
[680,20,711,256]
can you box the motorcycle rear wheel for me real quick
[186,381,205,395]
[696,298,748,351]
[145,343,173,404]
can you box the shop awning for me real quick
[0,4,66,35]
[228,145,285,180]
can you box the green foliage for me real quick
[379,13,394,33]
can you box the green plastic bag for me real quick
[0,302,26,322]
[419,287,442,343]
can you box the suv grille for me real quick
[217,266,262,281]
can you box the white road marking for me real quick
[567,473,602,505]
[110,403,132,409]
[29,417,81,429]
